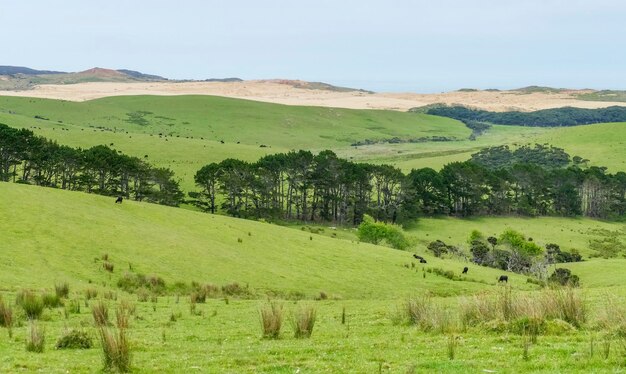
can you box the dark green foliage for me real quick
[471,144,571,170]
[546,243,583,263]
[0,124,183,206]
[425,105,626,127]
[427,240,455,258]
[55,330,93,349]
[193,149,626,221]
[548,268,580,287]
[470,240,490,265]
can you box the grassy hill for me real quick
[2,182,626,372]
[1,182,534,299]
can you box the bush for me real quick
[55,329,93,349]
[26,322,45,353]
[357,215,409,250]
[259,303,283,339]
[17,291,44,320]
[548,268,580,287]
[292,305,316,338]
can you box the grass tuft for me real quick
[92,301,110,327]
[17,291,44,320]
[292,304,317,338]
[260,302,283,339]
[26,322,45,353]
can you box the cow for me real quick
[115,196,123,204]
[498,275,508,283]
[412,254,423,260]
[462,267,468,274]
[420,259,427,264]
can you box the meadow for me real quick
[1,183,626,373]
[1,94,626,372]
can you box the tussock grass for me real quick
[92,301,109,327]
[85,288,98,300]
[99,327,131,372]
[260,302,283,339]
[42,292,62,308]
[0,297,13,337]
[26,322,45,353]
[292,304,316,338]
[54,282,69,298]
[17,291,44,320]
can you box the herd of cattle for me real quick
[413,253,509,283]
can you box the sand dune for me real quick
[1,80,624,112]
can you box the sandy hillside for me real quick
[1,80,624,112]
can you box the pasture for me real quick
[1,183,626,372]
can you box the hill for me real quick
[0,66,66,75]
[0,182,533,298]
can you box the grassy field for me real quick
[2,95,624,193]
[2,93,626,372]
[1,183,626,372]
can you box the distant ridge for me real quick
[0,65,66,75]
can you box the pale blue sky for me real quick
[1,0,625,92]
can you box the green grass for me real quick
[0,95,469,190]
[2,177,626,372]
[1,182,533,299]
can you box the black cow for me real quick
[412,254,423,260]
[115,196,123,204]
[498,275,508,283]
[462,267,468,274]
[420,259,427,264]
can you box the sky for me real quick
[1,0,625,92]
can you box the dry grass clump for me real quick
[26,322,45,353]
[260,302,284,339]
[54,282,69,298]
[92,301,110,327]
[292,304,317,338]
[99,327,131,372]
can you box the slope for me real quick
[0,183,541,299]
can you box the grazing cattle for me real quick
[412,254,427,263]
[498,275,508,283]
[462,267,468,274]
[115,196,123,204]
[220,140,225,144]
[420,259,427,264]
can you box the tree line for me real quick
[422,105,626,127]
[193,148,626,223]
[0,124,183,206]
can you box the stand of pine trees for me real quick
[0,124,183,206]
[194,150,626,223]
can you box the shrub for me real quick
[92,301,109,327]
[26,322,45,353]
[292,305,316,338]
[357,215,409,250]
[42,292,62,308]
[259,303,283,339]
[99,327,131,372]
[55,282,69,298]
[17,291,44,320]
[548,268,580,287]
[427,240,453,258]
[55,329,93,349]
